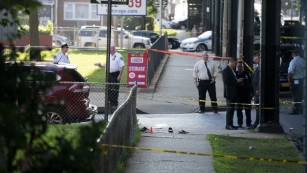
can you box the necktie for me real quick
[205,62,212,80]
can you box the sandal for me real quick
[168,127,173,133]
[178,130,189,134]
[140,127,148,132]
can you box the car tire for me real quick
[196,44,208,52]
[44,106,67,124]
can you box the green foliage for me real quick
[207,134,303,173]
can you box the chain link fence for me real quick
[42,82,134,124]
[96,85,137,173]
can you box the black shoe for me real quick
[246,125,253,129]
[214,110,218,113]
[251,124,259,129]
[238,125,243,128]
[197,110,205,114]
[226,125,238,130]
[168,127,173,133]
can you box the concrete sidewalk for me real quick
[125,45,302,172]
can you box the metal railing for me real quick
[96,85,137,173]
[147,34,168,85]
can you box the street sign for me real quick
[154,0,168,8]
[97,0,146,16]
[91,0,129,5]
[127,52,148,87]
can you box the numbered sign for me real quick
[127,52,148,87]
[97,0,147,16]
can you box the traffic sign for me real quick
[91,0,128,5]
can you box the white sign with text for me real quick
[97,0,146,16]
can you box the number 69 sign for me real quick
[97,0,147,16]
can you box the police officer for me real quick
[53,43,70,64]
[95,45,125,109]
[288,48,305,114]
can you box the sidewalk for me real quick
[125,39,302,172]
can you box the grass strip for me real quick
[207,134,303,173]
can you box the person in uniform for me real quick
[288,48,305,115]
[193,51,218,113]
[95,45,125,109]
[236,60,253,129]
[53,43,70,64]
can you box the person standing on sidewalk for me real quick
[222,57,242,130]
[95,45,125,109]
[288,48,305,115]
[252,54,261,128]
[236,60,253,129]
[193,51,219,113]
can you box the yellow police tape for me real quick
[100,144,307,165]
[136,93,300,110]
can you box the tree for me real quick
[29,8,41,61]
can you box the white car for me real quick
[180,31,212,52]
[97,28,151,49]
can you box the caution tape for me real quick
[281,36,304,39]
[100,144,307,165]
[136,93,300,110]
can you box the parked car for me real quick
[180,31,212,52]
[5,63,97,123]
[168,37,180,49]
[97,28,152,48]
[129,30,160,44]
[279,44,302,91]
[52,34,70,47]
[171,19,188,29]
[77,25,102,47]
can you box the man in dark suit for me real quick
[222,57,242,130]
[252,54,260,128]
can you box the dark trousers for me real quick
[197,80,218,112]
[226,97,236,126]
[290,79,304,114]
[237,97,252,126]
[253,96,259,126]
[108,72,120,107]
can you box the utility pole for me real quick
[222,0,228,57]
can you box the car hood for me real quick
[181,37,198,43]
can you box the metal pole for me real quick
[236,0,242,58]
[303,2,307,172]
[159,0,162,36]
[105,0,112,121]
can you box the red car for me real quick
[6,62,97,123]
[37,64,97,123]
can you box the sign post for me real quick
[91,0,128,5]
[127,51,148,87]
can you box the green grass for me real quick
[16,48,134,83]
[207,135,303,173]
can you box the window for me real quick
[64,3,99,21]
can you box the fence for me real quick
[42,82,134,124]
[147,34,168,85]
[96,85,137,173]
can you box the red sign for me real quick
[127,52,147,87]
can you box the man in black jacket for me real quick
[222,57,242,130]
[236,61,253,129]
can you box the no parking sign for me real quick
[127,51,148,87]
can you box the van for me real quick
[96,27,151,49]
[77,25,101,47]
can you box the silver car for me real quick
[180,31,212,52]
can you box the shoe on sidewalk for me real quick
[168,127,173,133]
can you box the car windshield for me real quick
[79,30,96,37]
[198,31,212,39]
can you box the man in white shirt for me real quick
[95,45,125,108]
[193,51,218,113]
[53,43,70,64]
